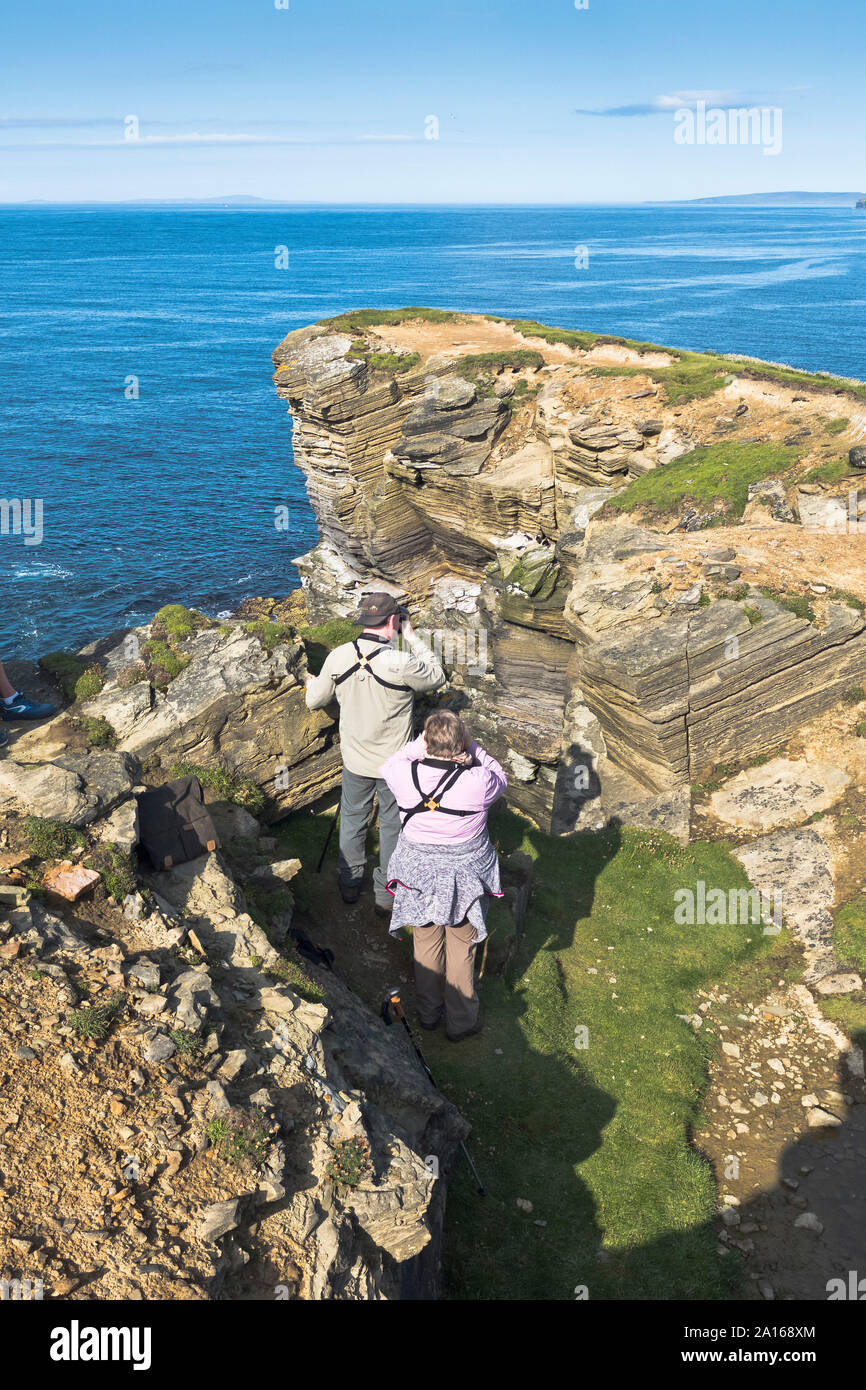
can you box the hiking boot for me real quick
[374,900,393,922]
[339,880,362,905]
[419,1009,444,1032]
[447,1013,483,1043]
[0,693,56,721]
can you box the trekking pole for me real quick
[381,987,487,1196]
[316,805,340,874]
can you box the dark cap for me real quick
[357,591,403,627]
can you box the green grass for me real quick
[264,951,326,1004]
[799,457,853,485]
[825,417,850,435]
[691,764,736,797]
[141,640,190,686]
[38,652,104,702]
[495,316,866,403]
[84,842,136,900]
[347,348,422,373]
[498,324,742,406]
[245,882,291,930]
[206,1110,271,1165]
[605,442,800,520]
[430,806,780,1301]
[243,875,326,1002]
[75,715,117,748]
[322,306,459,333]
[818,895,866,1051]
[758,587,816,623]
[140,606,213,687]
[742,605,763,626]
[152,604,212,640]
[843,686,866,704]
[817,995,866,1051]
[297,618,361,675]
[273,796,784,1299]
[831,896,866,973]
[741,360,866,401]
[170,762,266,815]
[243,619,296,654]
[68,993,124,1041]
[453,349,545,375]
[313,310,866,407]
[828,590,866,614]
[23,817,86,859]
[170,1028,204,1056]
[494,318,667,357]
[589,347,866,406]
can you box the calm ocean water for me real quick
[2,203,865,660]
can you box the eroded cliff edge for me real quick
[0,619,467,1301]
[273,308,866,841]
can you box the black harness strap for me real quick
[399,760,475,826]
[332,639,411,694]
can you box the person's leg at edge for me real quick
[337,769,376,900]
[444,919,480,1039]
[412,921,446,1027]
[373,778,402,911]
[0,657,55,720]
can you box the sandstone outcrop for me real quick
[273,310,866,835]
[13,620,341,822]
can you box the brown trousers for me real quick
[412,919,479,1037]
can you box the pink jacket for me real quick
[380,735,507,844]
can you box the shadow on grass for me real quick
[275,795,781,1301]
[434,805,780,1301]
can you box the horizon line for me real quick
[2,193,865,210]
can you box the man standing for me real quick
[305,593,445,914]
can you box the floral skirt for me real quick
[386,829,502,942]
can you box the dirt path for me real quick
[289,823,415,1020]
[695,972,866,1301]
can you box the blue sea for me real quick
[2,202,866,661]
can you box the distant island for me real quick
[673,191,866,207]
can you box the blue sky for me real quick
[2,0,864,203]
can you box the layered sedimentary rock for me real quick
[274,311,866,833]
[13,623,341,822]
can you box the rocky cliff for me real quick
[4,309,866,1302]
[273,309,866,841]
[0,613,467,1301]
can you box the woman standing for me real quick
[380,710,507,1041]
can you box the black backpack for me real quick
[138,775,220,871]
